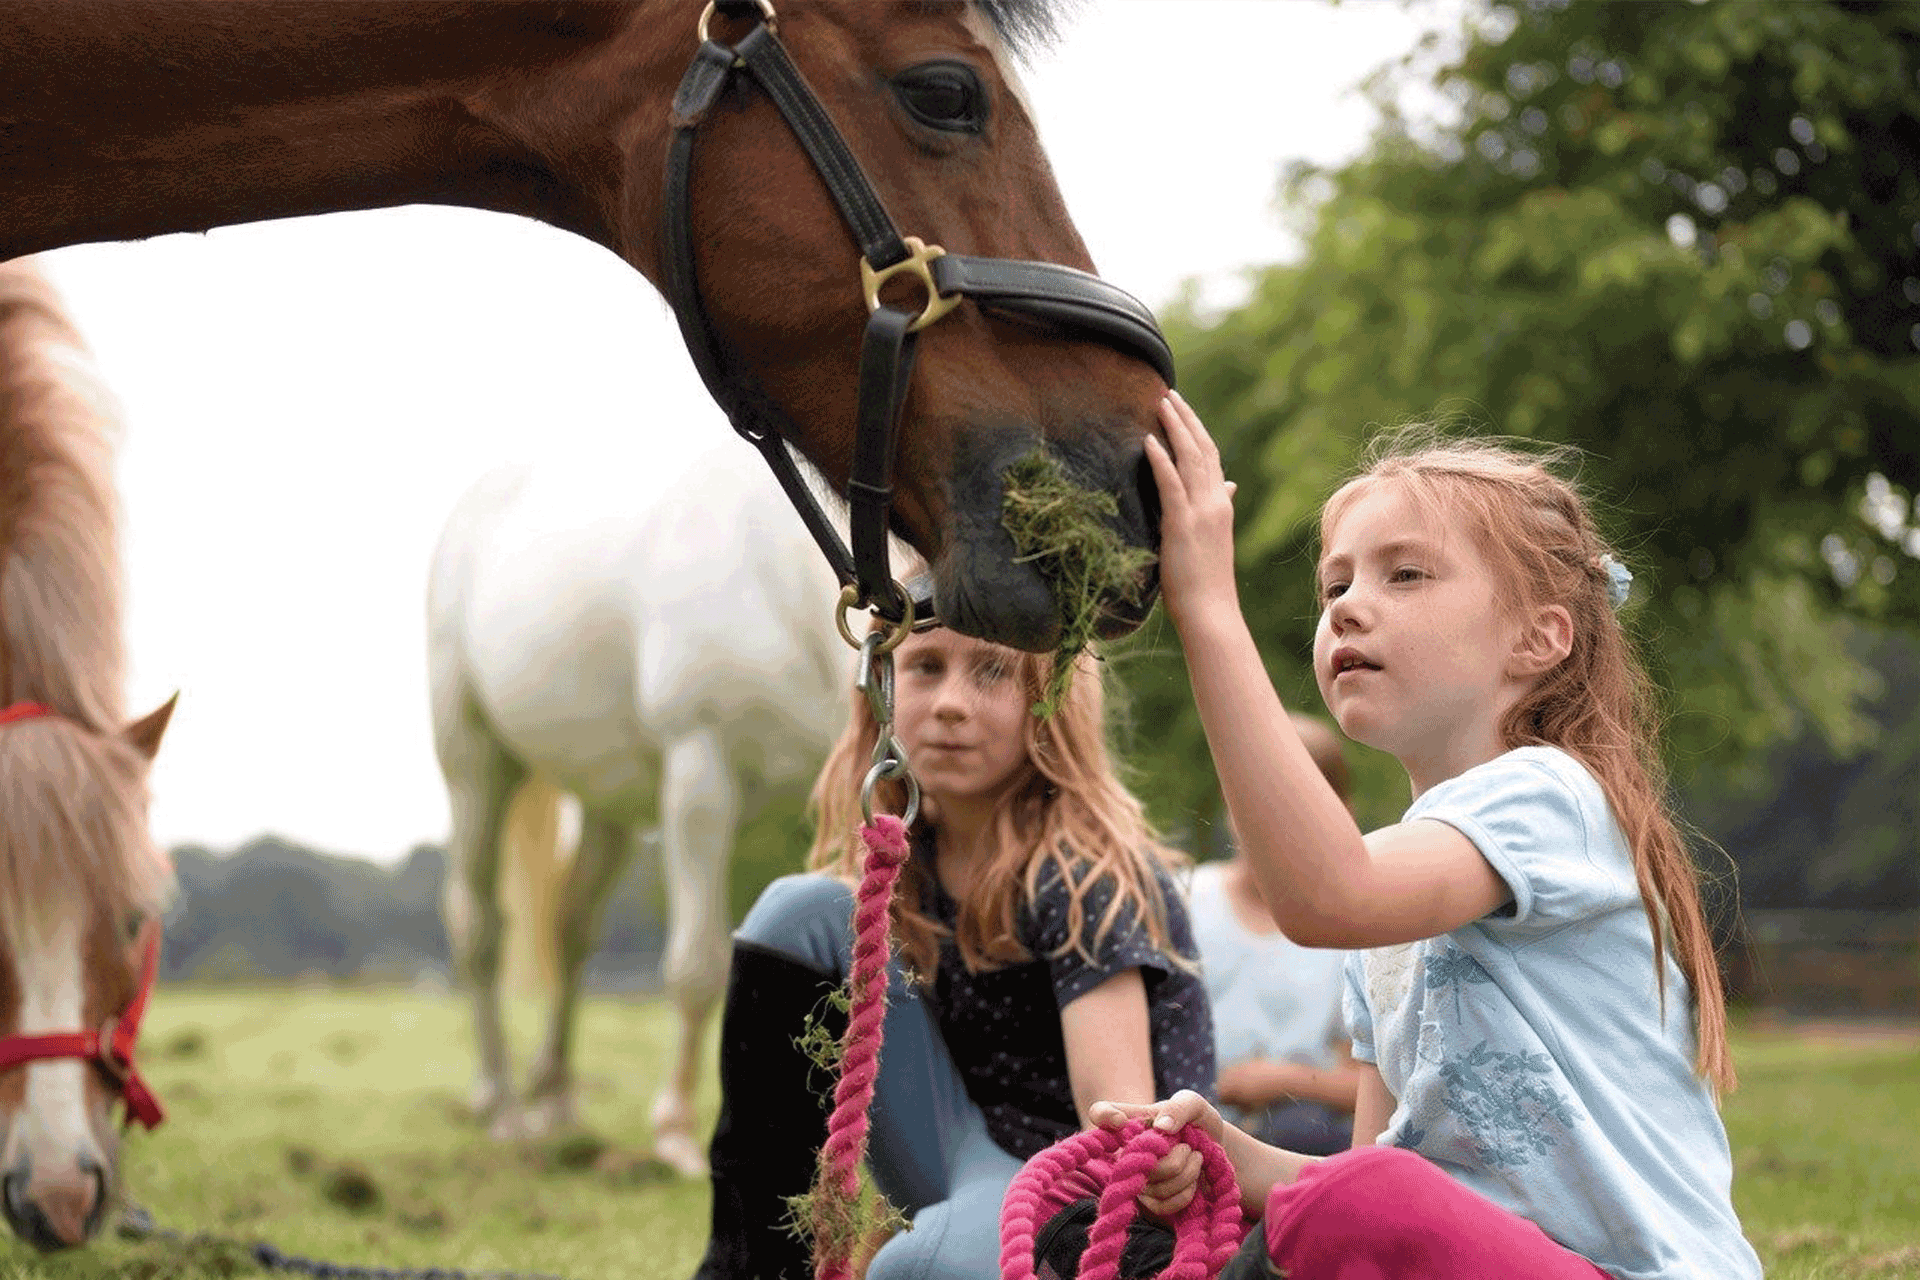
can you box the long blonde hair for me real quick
[1323,430,1734,1092]
[806,634,1187,983]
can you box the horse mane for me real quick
[0,260,169,941]
[0,260,125,726]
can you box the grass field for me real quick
[0,986,1914,1279]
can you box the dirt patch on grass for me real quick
[1856,1245,1920,1276]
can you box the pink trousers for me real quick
[1261,1147,1612,1279]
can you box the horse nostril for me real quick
[78,1157,108,1240]
[1,1168,60,1252]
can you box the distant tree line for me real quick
[157,789,817,986]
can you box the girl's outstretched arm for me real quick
[1061,968,1157,1123]
[1145,395,1508,948]
[1089,1091,1316,1219]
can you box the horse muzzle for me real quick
[2,1151,109,1250]
[932,430,1161,654]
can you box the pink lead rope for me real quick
[1000,1120,1246,1280]
[810,813,911,1280]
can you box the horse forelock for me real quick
[0,259,126,728]
[0,724,171,964]
[970,0,1068,63]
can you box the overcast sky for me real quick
[34,0,1463,864]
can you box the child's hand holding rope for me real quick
[1088,1090,1225,1218]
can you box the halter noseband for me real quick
[0,702,166,1131]
[661,0,1177,627]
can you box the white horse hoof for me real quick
[521,1093,580,1138]
[485,1105,530,1142]
[652,1131,709,1178]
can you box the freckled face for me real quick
[892,629,1033,811]
[1313,484,1519,777]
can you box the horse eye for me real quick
[891,62,986,134]
[124,911,145,942]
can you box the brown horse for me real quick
[0,0,1169,652]
[0,260,176,1250]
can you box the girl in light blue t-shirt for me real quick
[1089,397,1760,1280]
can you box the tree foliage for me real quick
[1112,0,1920,853]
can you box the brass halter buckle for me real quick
[862,236,963,333]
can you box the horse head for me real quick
[630,0,1168,651]
[0,700,174,1250]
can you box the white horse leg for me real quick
[652,727,737,1178]
[523,811,636,1137]
[439,726,527,1131]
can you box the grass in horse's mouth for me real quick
[1001,451,1155,717]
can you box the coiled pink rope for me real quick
[811,813,911,1280]
[999,1120,1246,1280]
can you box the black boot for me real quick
[1032,1198,1265,1280]
[1032,1198,1176,1280]
[691,939,846,1280]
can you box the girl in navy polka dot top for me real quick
[691,623,1212,1280]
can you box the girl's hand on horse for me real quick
[1142,392,1240,637]
[1088,1089,1223,1217]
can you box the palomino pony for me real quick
[0,260,176,1250]
[428,433,852,1170]
[2,0,1173,653]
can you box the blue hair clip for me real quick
[1598,554,1632,609]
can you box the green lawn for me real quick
[0,988,1914,1279]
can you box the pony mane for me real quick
[0,259,125,729]
[0,260,168,941]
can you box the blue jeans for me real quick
[738,874,1024,1280]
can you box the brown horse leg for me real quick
[523,811,636,1137]
[651,729,737,1178]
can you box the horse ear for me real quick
[123,693,179,761]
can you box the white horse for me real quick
[427,431,853,1174]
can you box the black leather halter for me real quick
[660,0,1176,628]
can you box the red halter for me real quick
[0,701,167,1130]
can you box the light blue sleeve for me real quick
[1341,951,1375,1064]
[1406,748,1638,939]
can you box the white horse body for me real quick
[428,433,850,1170]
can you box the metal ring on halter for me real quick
[861,744,920,827]
[697,0,777,44]
[835,581,915,653]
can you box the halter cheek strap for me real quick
[0,702,167,1130]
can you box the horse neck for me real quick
[0,262,126,728]
[1,1,686,275]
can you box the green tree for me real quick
[1113,0,1920,845]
